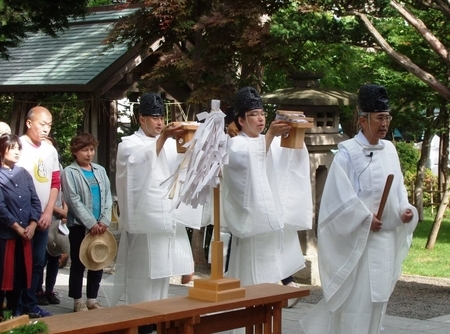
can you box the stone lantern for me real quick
[262,71,357,285]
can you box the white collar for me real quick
[354,131,385,155]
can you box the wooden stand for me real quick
[281,121,314,149]
[277,111,314,149]
[173,122,199,153]
[188,186,245,302]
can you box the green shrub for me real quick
[395,141,420,175]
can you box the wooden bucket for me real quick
[276,111,314,149]
[173,122,199,153]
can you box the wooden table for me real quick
[41,305,164,334]
[41,283,309,334]
[133,283,309,334]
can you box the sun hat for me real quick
[79,230,117,271]
[47,220,70,257]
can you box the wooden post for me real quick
[188,184,245,301]
[187,103,245,302]
[210,186,224,280]
[377,174,394,220]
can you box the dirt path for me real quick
[298,274,450,320]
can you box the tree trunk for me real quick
[356,12,450,102]
[414,107,435,221]
[437,108,449,197]
[426,187,450,249]
[426,106,449,249]
[340,107,359,139]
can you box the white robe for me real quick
[300,131,418,334]
[103,128,199,306]
[222,134,312,286]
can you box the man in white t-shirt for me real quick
[17,106,60,318]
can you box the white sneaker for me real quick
[74,301,89,312]
[86,300,102,310]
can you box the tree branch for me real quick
[428,0,450,19]
[355,12,450,101]
[390,0,448,63]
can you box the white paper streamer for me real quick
[165,100,228,209]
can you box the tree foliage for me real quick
[0,0,92,60]
[0,93,84,167]
[298,0,450,248]
[299,0,450,102]
[106,0,293,108]
[396,141,420,175]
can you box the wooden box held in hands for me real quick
[173,122,199,153]
[276,110,314,149]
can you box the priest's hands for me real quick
[161,123,185,140]
[401,209,413,223]
[265,120,291,152]
[371,208,413,231]
[157,123,184,155]
[267,120,291,137]
[371,215,382,232]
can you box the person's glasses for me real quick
[246,111,268,118]
[373,115,393,124]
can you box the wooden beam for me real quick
[93,39,162,97]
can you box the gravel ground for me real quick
[168,262,450,321]
[106,257,450,321]
[298,274,450,320]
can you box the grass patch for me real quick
[402,211,450,277]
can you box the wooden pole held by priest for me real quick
[376,174,394,220]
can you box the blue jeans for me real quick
[37,251,60,294]
[21,228,49,312]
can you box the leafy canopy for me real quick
[0,0,91,60]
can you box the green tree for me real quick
[396,141,420,175]
[106,0,293,111]
[0,93,84,167]
[0,0,92,60]
[88,0,112,6]
[298,0,450,248]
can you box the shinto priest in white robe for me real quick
[103,128,201,305]
[301,131,418,334]
[222,134,312,286]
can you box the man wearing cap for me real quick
[222,87,312,289]
[300,84,418,334]
[110,92,196,312]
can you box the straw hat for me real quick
[47,220,70,257]
[79,230,117,271]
